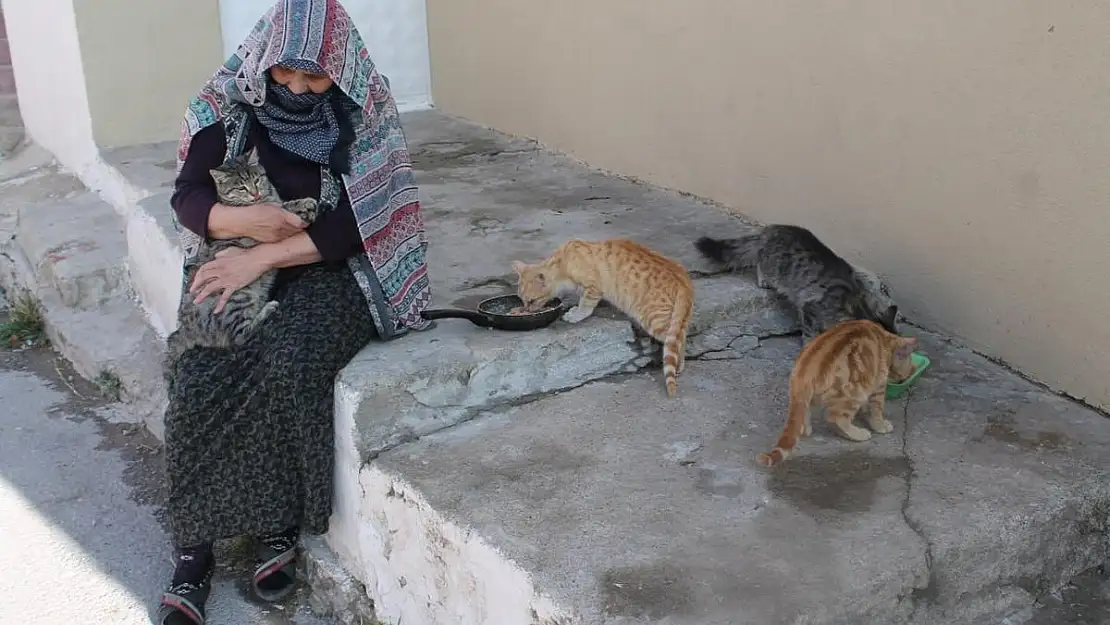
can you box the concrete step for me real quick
[360,330,1110,625]
[0,125,24,157]
[0,93,22,127]
[0,65,14,96]
[38,294,168,438]
[102,140,179,192]
[90,110,794,462]
[337,275,796,461]
[0,172,167,437]
[13,188,131,310]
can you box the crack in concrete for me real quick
[415,145,540,167]
[688,330,800,362]
[898,391,939,617]
[688,333,760,362]
[370,353,653,459]
[379,328,799,458]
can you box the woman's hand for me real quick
[189,246,274,314]
[209,203,307,243]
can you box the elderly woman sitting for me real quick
[155,1,432,623]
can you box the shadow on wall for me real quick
[0,9,26,156]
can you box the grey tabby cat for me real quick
[694,224,899,342]
[163,154,319,378]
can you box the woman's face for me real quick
[269,65,333,95]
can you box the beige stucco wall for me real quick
[73,0,224,149]
[4,0,222,163]
[426,0,1110,409]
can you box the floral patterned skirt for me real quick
[164,263,377,547]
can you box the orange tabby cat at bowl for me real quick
[511,238,694,397]
[758,319,918,467]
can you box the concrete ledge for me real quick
[80,109,790,456]
[128,191,182,339]
[0,168,168,437]
[339,275,795,462]
[359,331,1110,625]
[301,535,379,624]
[97,142,180,338]
[13,190,130,310]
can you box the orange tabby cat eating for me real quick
[511,238,695,397]
[757,319,918,467]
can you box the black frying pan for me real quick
[420,294,565,331]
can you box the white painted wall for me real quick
[3,0,99,174]
[218,0,433,111]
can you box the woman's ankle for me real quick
[171,542,215,586]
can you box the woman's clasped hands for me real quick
[190,203,307,313]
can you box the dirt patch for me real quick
[410,138,512,170]
[600,562,694,619]
[767,449,909,517]
[980,413,1068,451]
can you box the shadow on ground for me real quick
[0,305,334,624]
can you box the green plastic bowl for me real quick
[886,352,931,399]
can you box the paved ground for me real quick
[0,294,336,625]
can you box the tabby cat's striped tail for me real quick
[757,379,813,467]
[661,301,692,398]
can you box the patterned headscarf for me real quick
[175,0,432,339]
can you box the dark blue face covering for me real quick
[253,60,359,173]
[253,77,339,167]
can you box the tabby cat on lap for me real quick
[757,319,918,467]
[511,238,695,398]
[163,154,319,378]
[694,224,898,343]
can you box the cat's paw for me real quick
[284,198,319,223]
[562,306,592,324]
[838,424,872,442]
[626,336,657,353]
[258,300,279,318]
[870,419,895,434]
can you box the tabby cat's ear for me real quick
[894,337,918,359]
[208,169,228,184]
[245,149,261,165]
[510,260,529,275]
